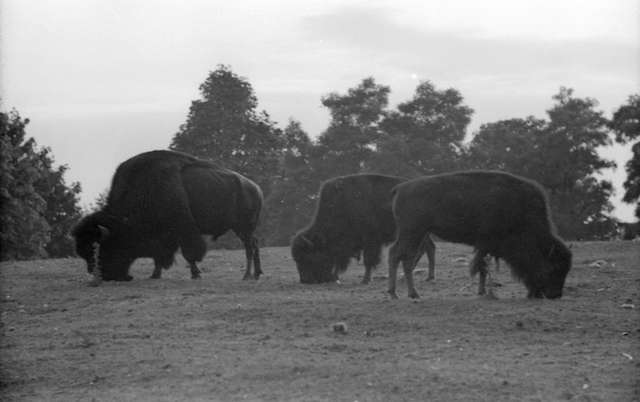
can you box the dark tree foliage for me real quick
[463,117,547,174]
[610,94,640,219]
[367,135,421,178]
[315,78,390,178]
[170,65,283,195]
[261,120,320,246]
[622,142,640,219]
[0,111,49,260]
[465,88,616,239]
[545,88,616,239]
[34,148,82,257]
[0,110,82,260]
[375,81,473,176]
[91,188,109,212]
[610,94,640,143]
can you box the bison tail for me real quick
[390,186,399,199]
[388,185,400,213]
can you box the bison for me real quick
[291,174,435,284]
[618,221,640,240]
[388,170,572,299]
[72,150,263,285]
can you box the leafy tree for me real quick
[262,120,319,245]
[610,94,640,142]
[91,188,109,212]
[315,78,390,178]
[375,81,473,176]
[1,110,83,260]
[610,94,640,219]
[33,148,82,257]
[0,111,50,260]
[367,135,421,178]
[544,88,616,239]
[465,88,616,239]
[170,65,283,194]
[463,117,546,174]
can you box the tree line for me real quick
[1,65,639,260]
[1,111,82,259]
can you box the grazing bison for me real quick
[72,150,263,285]
[388,171,572,299]
[618,221,640,240]
[291,174,435,284]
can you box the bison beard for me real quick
[388,171,572,299]
[291,174,435,284]
[72,150,263,284]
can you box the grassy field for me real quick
[1,241,639,401]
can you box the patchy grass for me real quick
[1,241,639,401]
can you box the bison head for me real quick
[541,237,572,299]
[291,232,336,284]
[526,237,572,299]
[72,212,134,283]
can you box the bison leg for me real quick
[362,266,373,284]
[527,289,544,299]
[332,258,349,283]
[388,233,423,299]
[235,229,261,280]
[188,262,201,279]
[361,244,382,284]
[240,235,261,280]
[178,233,205,280]
[418,235,436,281]
[151,255,171,279]
[151,252,175,279]
[470,251,489,295]
[252,238,262,279]
[177,221,206,272]
[331,267,341,284]
[150,264,162,279]
[242,240,254,281]
[387,243,401,299]
[402,258,420,299]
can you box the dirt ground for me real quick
[1,241,639,401]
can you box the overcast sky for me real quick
[2,0,639,220]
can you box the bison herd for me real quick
[74,150,572,299]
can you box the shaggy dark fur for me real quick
[291,174,435,284]
[388,170,572,299]
[73,150,263,284]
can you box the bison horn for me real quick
[97,225,110,241]
[300,235,314,248]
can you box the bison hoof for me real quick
[425,275,435,282]
[527,290,544,299]
[191,273,201,280]
[111,275,133,282]
[242,272,261,280]
[150,274,161,279]
[408,292,420,299]
[388,291,399,300]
